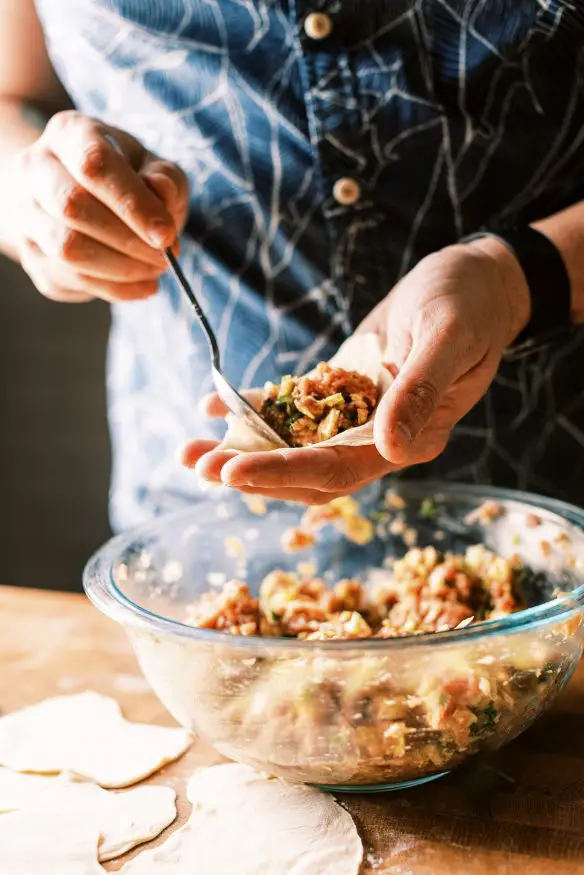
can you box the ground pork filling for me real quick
[259,363,379,447]
[186,545,525,639]
[185,545,572,785]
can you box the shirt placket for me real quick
[290,0,379,329]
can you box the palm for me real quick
[182,242,526,502]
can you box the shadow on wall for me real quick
[0,256,112,592]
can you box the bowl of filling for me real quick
[84,480,584,792]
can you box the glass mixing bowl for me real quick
[84,480,584,793]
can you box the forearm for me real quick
[0,98,48,259]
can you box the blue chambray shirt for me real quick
[35,0,584,530]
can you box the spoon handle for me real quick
[163,249,220,367]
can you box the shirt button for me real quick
[332,177,361,206]
[304,12,333,40]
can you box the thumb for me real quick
[374,334,464,465]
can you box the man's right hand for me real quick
[15,111,189,302]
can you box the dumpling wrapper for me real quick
[0,768,177,862]
[0,692,192,789]
[219,333,391,453]
[0,809,105,875]
[120,763,363,875]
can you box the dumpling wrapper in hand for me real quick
[219,333,391,453]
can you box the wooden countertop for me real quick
[2,585,584,874]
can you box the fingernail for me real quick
[148,219,174,248]
[221,461,249,487]
[221,471,249,488]
[395,421,413,447]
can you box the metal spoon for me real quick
[103,134,286,448]
[163,249,287,448]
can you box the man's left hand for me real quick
[181,239,531,503]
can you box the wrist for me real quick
[533,213,584,326]
[462,236,532,348]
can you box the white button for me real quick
[333,177,361,206]
[304,12,333,40]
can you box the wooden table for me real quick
[2,585,584,874]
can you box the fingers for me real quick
[42,112,177,248]
[23,200,168,283]
[186,447,369,505]
[196,391,264,418]
[194,450,240,483]
[180,441,350,504]
[235,485,344,505]
[20,239,159,303]
[17,112,191,305]
[180,440,225,470]
[28,150,167,267]
[197,393,230,418]
[209,444,392,493]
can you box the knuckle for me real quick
[20,241,44,283]
[405,379,440,422]
[457,319,482,354]
[78,140,110,181]
[118,191,142,219]
[59,184,90,222]
[19,238,35,268]
[274,452,296,488]
[320,452,358,493]
[436,309,472,346]
[43,111,68,139]
[17,142,47,181]
[55,227,81,262]
[38,279,64,301]
[16,147,33,174]
[162,161,188,192]
[44,110,83,142]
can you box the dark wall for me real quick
[0,256,112,592]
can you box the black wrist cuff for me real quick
[460,226,573,361]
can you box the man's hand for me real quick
[183,397,400,503]
[15,111,189,302]
[369,237,531,466]
[181,239,531,502]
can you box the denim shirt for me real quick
[34,0,584,529]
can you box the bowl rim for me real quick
[83,480,584,652]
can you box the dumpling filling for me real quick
[260,363,379,448]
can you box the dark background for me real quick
[0,254,112,592]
